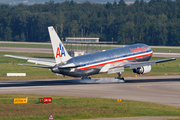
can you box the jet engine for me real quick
[133,65,151,75]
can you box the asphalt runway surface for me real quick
[1,41,180,49]
[0,47,53,54]
[1,47,180,57]
[0,75,180,107]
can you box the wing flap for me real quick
[108,67,124,74]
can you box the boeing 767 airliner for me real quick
[5,26,176,80]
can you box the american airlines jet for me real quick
[5,26,176,80]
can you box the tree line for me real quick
[0,0,180,46]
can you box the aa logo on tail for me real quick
[56,43,66,58]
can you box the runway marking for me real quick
[137,83,180,94]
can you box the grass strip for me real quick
[151,48,180,53]
[0,43,180,53]
[0,52,180,80]
[0,94,180,120]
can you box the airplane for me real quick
[4,26,176,81]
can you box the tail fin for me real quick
[48,26,71,64]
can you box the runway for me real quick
[1,41,180,49]
[0,47,53,54]
[0,75,180,107]
[1,47,180,58]
[153,52,180,57]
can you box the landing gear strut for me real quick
[115,72,125,81]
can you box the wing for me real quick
[107,58,176,74]
[4,54,56,66]
[124,58,176,69]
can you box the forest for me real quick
[0,0,180,46]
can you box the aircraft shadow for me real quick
[0,77,180,87]
[0,79,82,87]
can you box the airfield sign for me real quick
[13,98,27,104]
[48,113,54,120]
[38,97,52,103]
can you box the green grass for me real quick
[0,52,73,80]
[0,94,180,120]
[152,48,180,53]
[0,52,180,80]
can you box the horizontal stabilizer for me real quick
[58,63,76,68]
[4,54,56,66]
[18,64,53,69]
[4,54,31,60]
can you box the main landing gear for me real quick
[115,72,125,82]
[81,76,91,80]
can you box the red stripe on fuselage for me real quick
[78,52,153,70]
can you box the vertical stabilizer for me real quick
[48,26,71,64]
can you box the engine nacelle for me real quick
[133,65,151,75]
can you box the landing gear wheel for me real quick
[81,76,91,80]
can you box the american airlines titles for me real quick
[129,46,147,53]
